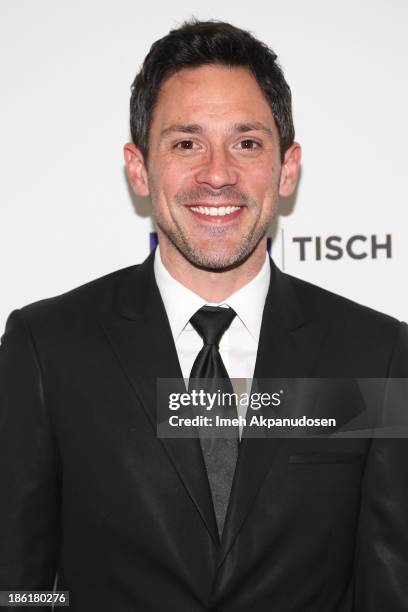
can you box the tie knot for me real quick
[190,305,236,347]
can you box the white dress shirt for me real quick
[154,246,271,435]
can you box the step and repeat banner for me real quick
[1,0,407,328]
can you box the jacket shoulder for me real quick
[16,264,140,324]
[280,272,407,376]
[287,272,400,326]
[285,272,404,361]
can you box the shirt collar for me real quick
[223,253,270,342]
[154,245,270,343]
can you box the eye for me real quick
[237,139,261,150]
[173,140,200,151]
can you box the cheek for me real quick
[149,174,192,224]
[246,183,279,214]
[156,161,194,199]
[244,159,280,194]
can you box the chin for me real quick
[180,243,256,272]
[158,221,264,271]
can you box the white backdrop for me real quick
[1,0,407,330]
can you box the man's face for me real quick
[125,64,300,270]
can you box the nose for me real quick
[195,147,238,189]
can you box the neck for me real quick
[158,237,267,302]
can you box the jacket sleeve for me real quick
[354,322,408,611]
[0,309,61,604]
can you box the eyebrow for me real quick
[160,124,203,137]
[231,122,274,137]
[160,121,274,138]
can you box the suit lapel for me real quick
[217,260,328,568]
[97,251,219,544]
[95,251,329,558]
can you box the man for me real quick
[1,19,407,612]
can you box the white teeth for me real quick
[190,206,241,216]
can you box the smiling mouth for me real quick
[188,205,243,218]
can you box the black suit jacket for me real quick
[1,251,407,611]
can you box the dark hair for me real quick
[130,19,295,163]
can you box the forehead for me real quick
[151,64,276,133]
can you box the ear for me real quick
[279,142,302,197]
[123,143,150,197]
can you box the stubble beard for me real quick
[150,181,275,271]
[155,207,274,272]
[156,219,269,272]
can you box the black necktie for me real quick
[189,305,239,537]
